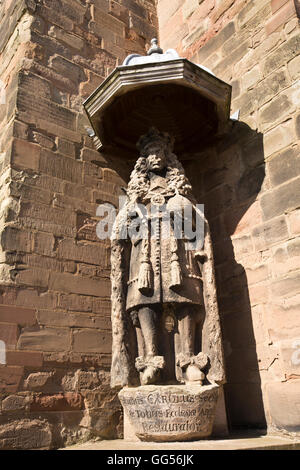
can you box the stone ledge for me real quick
[61,431,300,450]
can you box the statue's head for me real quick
[128,127,194,202]
[137,128,174,173]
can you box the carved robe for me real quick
[126,174,204,311]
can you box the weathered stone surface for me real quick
[74,370,101,390]
[6,351,43,367]
[119,384,219,441]
[30,393,83,412]
[0,366,24,393]
[72,329,111,354]
[260,177,300,220]
[2,394,29,411]
[268,145,300,187]
[25,372,53,391]
[267,381,300,431]
[0,419,52,450]
[18,327,70,352]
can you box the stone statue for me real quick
[110,128,225,390]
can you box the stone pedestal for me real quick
[119,384,219,442]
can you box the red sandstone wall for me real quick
[158,0,300,433]
[0,0,158,449]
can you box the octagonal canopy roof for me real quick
[83,40,232,159]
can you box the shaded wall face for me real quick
[0,0,158,449]
[158,0,300,432]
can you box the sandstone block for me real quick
[30,392,83,411]
[11,138,40,171]
[245,263,269,286]
[182,0,199,19]
[0,366,24,393]
[50,272,110,297]
[265,0,296,35]
[74,370,100,390]
[248,282,269,306]
[58,293,93,312]
[270,272,300,298]
[56,138,76,158]
[157,0,183,28]
[0,419,52,450]
[17,85,78,130]
[49,55,87,87]
[32,131,55,150]
[122,0,148,19]
[18,71,51,100]
[48,26,84,52]
[37,309,110,330]
[39,149,82,183]
[288,209,300,235]
[81,407,120,439]
[268,145,300,187]
[260,177,300,220]
[37,4,73,30]
[24,371,53,391]
[232,234,254,259]
[266,380,300,431]
[263,119,295,158]
[93,7,125,37]
[15,267,50,289]
[0,323,19,349]
[72,329,111,354]
[252,216,289,250]
[297,113,300,139]
[33,231,55,257]
[271,0,290,14]
[264,34,300,76]
[259,92,294,132]
[56,238,107,266]
[2,394,28,411]
[242,65,261,90]
[18,327,70,352]
[279,338,300,377]
[237,0,271,29]
[6,351,43,367]
[236,166,265,202]
[255,68,290,108]
[0,305,36,326]
[288,53,300,80]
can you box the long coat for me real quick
[126,193,204,311]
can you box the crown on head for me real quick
[137,127,174,155]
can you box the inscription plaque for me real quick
[119,384,219,442]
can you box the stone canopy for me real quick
[83,43,232,160]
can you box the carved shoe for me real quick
[140,365,160,385]
[184,364,205,384]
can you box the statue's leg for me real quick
[138,306,158,357]
[175,305,206,384]
[136,306,164,385]
[177,304,196,357]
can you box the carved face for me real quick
[146,144,167,172]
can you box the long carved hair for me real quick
[126,129,195,204]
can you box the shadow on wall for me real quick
[185,120,267,430]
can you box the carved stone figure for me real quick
[110,128,225,390]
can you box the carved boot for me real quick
[135,355,165,385]
[176,352,209,385]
